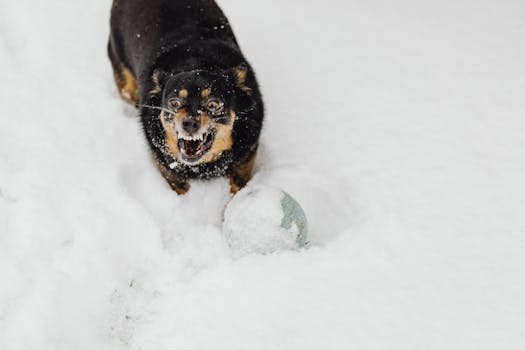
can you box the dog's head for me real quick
[150,65,255,165]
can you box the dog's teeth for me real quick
[178,132,207,142]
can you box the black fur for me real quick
[108,0,263,189]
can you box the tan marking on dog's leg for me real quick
[114,65,139,105]
[156,159,190,195]
[229,150,256,194]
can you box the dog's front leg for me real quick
[156,161,190,195]
[229,151,256,194]
[168,180,190,195]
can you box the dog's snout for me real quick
[182,117,200,134]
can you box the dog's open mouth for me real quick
[177,129,216,162]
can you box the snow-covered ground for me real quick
[1,0,525,348]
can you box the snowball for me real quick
[223,184,308,257]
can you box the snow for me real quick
[1,0,525,349]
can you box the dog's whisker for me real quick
[138,104,175,115]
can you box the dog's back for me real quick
[109,0,240,93]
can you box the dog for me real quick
[108,0,264,194]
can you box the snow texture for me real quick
[1,0,525,349]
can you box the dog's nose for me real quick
[182,117,200,134]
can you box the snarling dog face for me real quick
[155,67,251,165]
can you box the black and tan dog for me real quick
[108,0,264,194]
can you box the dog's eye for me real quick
[168,97,183,110]
[206,98,224,113]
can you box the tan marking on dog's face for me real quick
[178,89,188,99]
[161,85,235,164]
[201,88,211,99]
[171,109,212,137]
[198,113,213,131]
[161,108,224,162]
[200,111,235,163]
[174,108,187,126]
[160,109,186,159]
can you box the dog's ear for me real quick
[230,63,252,94]
[150,69,170,96]
[229,63,257,113]
[144,69,171,107]
[233,63,248,86]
